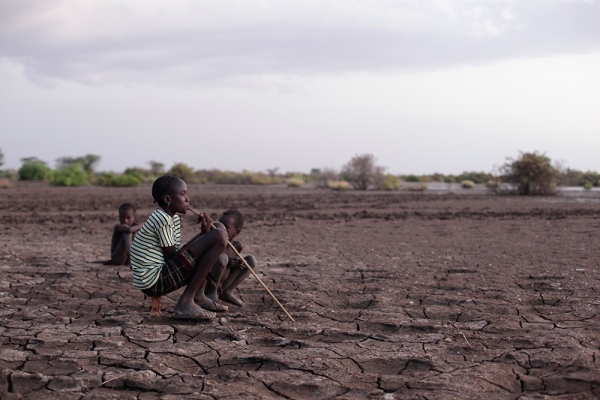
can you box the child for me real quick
[192,210,255,312]
[103,203,142,266]
[131,175,228,319]
[213,209,256,307]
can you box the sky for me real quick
[1,0,599,175]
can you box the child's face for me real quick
[119,209,135,226]
[219,215,240,240]
[166,179,189,214]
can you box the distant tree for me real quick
[557,167,582,186]
[20,156,46,164]
[579,171,600,187]
[500,152,559,195]
[0,148,4,167]
[169,163,197,183]
[149,161,165,176]
[266,168,279,178]
[341,154,385,190]
[56,154,101,179]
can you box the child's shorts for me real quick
[141,248,197,297]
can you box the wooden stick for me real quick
[186,205,295,322]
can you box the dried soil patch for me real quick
[1,183,599,398]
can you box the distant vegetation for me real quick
[50,164,89,186]
[500,152,559,195]
[18,161,53,181]
[1,147,598,195]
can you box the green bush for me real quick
[584,182,593,191]
[500,152,558,195]
[381,174,401,190]
[50,164,89,186]
[579,172,600,187]
[18,162,53,181]
[461,180,475,188]
[169,163,197,183]
[405,175,420,182]
[56,154,100,181]
[96,173,142,187]
[123,167,156,182]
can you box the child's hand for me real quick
[230,258,244,269]
[197,213,212,234]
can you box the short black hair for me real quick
[119,203,136,214]
[222,209,244,230]
[152,175,179,204]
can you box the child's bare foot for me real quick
[172,303,215,319]
[220,290,245,307]
[194,293,228,312]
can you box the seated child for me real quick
[104,203,142,266]
[209,209,256,307]
[131,175,228,319]
[186,209,255,311]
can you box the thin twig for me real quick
[453,323,472,348]
[101,374,129,386]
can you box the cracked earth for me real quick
[1,183,600,399]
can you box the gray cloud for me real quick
[1,0,599,86]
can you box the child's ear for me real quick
[236,229,241,235]
[163,194,171,205]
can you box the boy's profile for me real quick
[104,203,142,266]
[212,209,255,307]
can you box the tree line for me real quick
[0,148,598,195]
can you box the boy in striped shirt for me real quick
[131,176,228,319]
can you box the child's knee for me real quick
[217,253,228,268]
[215,228,228,247]
[213,221,225,230]
[244,254,256,268]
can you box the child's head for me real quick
[218,209,244,240]
[152,175,189,213]
[118,203,136,226]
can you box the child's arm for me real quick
[161,245,177,262]
[116,222,142,234]
[182,216,226,247]
[226,240,245,268]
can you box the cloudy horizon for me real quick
[1,0,599,175]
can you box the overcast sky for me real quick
[1,0,599,174]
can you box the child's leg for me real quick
[110,231,131,266]
[174,228,227,316]
[193,254,228,312]
[220,254,256,307]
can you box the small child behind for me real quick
[104,203,142,266]
[203,209,256,308]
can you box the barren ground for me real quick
[1,182,600,399]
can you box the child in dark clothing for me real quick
[104,203,142,266]
[212,209,256,307]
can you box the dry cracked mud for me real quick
[1,183,600,399]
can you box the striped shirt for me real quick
[131,208,181,289]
